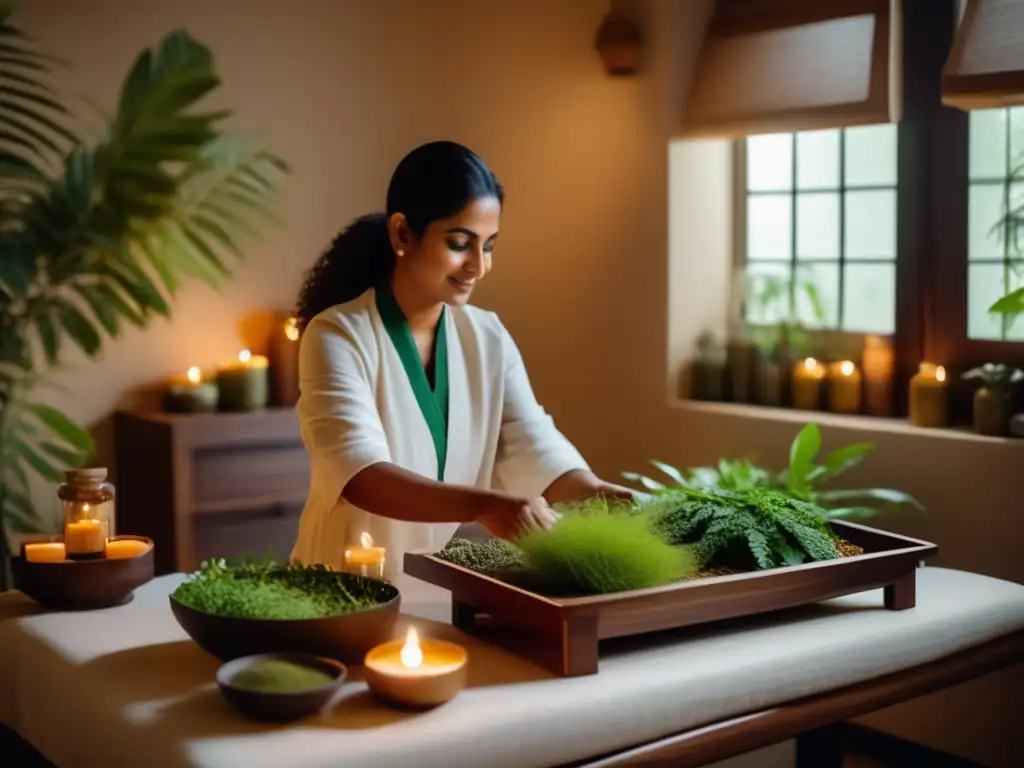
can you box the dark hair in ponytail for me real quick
[295,141,504,332]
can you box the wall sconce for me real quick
[594,10,642,76]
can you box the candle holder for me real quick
[364,627,468,708]
[163,366,219,413]
[791,357,825,411]
[217,349,270,411]
[59,467,115,561]
[908,363,949,428]
[343,532,386,580]
[827,360,863,414]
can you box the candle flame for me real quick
[840,360,855,376]
[187,366,201,384]
[400,626,423,669]
[284,317,300,342]
[936,365,946,382]
[238,349,252,363]
[360,531,374,549]
[803,357,818,371]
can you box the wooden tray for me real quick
[404,520,938,677]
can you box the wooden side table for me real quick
[114,408,309,575]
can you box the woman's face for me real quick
[391,196,501,307]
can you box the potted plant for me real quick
[0,3,288,589]
[742,269,827,407]
[962,363,1023,436]
[690,330,727,401]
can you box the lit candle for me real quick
[64,518,107,560]
[105,538,152,560]
[909,363,949,428]
[269,314,301,407]
[363,626,468,708]
[344,532,386,580]
[861,335,894,417]
[828,360,862,414]
[791,357,825,410]
[23,542,66,563]
[163,365,219,413]
[216,349,270,411]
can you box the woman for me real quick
[291,140,632,578]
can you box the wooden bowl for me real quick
[11,535,155,610]
[216,653,347,722]
[170,571,401,664]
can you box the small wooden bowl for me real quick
[11,535,155,610]
[216,653,347,722]
[170,571,400,664]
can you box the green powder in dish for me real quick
[230,659,335,693]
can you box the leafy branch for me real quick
[0,2,289,588]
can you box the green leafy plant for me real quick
[623,423,921,521]
[0,3,289,588]
[514,502,699,595]
[644,487,840,570]
[962,362,1024,392]
[986,153,1024,321]
[170,558,383,619]
[742,269,828,358]
[436,498,699,595]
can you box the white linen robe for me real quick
[290,287,589,579]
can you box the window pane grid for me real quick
[967,106,1024,341]
[742,126,898,335]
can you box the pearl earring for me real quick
[396,249,404,257]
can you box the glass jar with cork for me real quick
[59,468,115,560]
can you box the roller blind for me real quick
[680,0,901,139]
[942,0,1024,110]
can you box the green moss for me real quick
[645,487,839,570]
[514,502,699,595]
[171,558,384,619]
[230,659,335,693]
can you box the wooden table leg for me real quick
[885,572,917,610]
[452,599,477,630]
[795,723,844,768]
[560,615,599,677]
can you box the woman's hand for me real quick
[475,495,558,541]
[543,469,641,506]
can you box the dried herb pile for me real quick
[171,558,384,619]
[229,659,335,693]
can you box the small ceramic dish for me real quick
[216,653,348,722]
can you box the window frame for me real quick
[731,0,1024,422]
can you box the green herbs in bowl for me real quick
[216,653,347,722]
[169,558,400,664]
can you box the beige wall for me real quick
[13,0,1022,764]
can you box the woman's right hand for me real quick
[475,495,558,541]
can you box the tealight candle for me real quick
[828,360,862,414]
[216,349,270,411]
[163,366,219,413]
[364,626,468,708]
[909,363,949,427]
[344,532,386,580]
[791,357,825,410]
[65,518,106,560]
[23,542,66,563]
[105,538,152,560]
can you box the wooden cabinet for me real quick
[114,408,308,575]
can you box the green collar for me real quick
[375,282,449,479]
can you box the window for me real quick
[740,124,900,335]
[967,107,1024,341]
